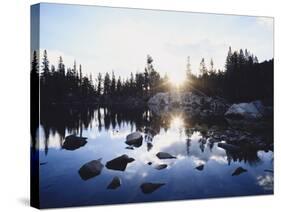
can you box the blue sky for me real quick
[36,3,273,81]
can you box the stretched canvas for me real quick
[31,3,274,209]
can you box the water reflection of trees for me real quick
[225,149,261,166]
[38,104,271,166]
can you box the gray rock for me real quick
[63,134,87,150]
[140,183,165,194]
[125,132,143,147]
[154,164,168,170]
[225,101,265,120]
[232,167,247,176]
[156,152,177,159]
[106,154,135,171]
[195,164,204,171]
[107,176,121,189]
[79,159,104,180]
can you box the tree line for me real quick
[188,47,273,103]
[31,47,273,104]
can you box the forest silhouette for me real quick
[31,47,273,105]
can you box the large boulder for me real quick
[225,100,265,120]
[125,132,143,147]
[107,176,121,189]
[105,154,135,171]
[140,183,165,194]
[232,167,247,176]
[148,92,170,105]
[156,152,177,159]
[78,159,104,180]
[63,134,87,150]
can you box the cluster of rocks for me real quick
[148,92,273,121]
[76,131,179,194]
[148,92,228,117]
[207,127,272,151]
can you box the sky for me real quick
[34,3,274,82]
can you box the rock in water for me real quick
[154,164,168,170]
[232,167,247,176]
[63,134,87,150]
[218,143,240,152]
[125,146,134,150]
[147,162,152,165]
[156,152,177,159]
[225,101,265,120]
[140,183,165,194]
[125,132,143,147]
[79,159,103,180]
[107,176,121,189]
[195,164,204,171]
[106,154,135,171]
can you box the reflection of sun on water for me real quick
[170,116,184,129]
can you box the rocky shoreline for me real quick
[147,91,273,121]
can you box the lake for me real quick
[34,104,273,208]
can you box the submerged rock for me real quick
[154,164,168,170]
[63,134,87,150]
[125,132,143,147]
[156,152,177,159]
[195,164,204,171]
[140,183,165,194]
[232,167,247,176]
[79,158,104,180]
[218,143,241,152]
[107,176,121,189]
[147,162,152,165]
[106,154,135,171]
[125,146,134,150]
[40,162,48,166]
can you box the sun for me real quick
[169,73,186,88]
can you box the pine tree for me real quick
[186,56,192,76]
[209,58,214,74]
[117,76,122,95]
[103,72,111,95]
[97,73,102,96]
[199,58,207,76]
[41,50,50,80]
[79,64,82,86]
[225,46,233,73]
[31,50,39,76]
[111,71,116,95]
[58,56,65,76]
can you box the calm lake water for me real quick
[35,105,273,208]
